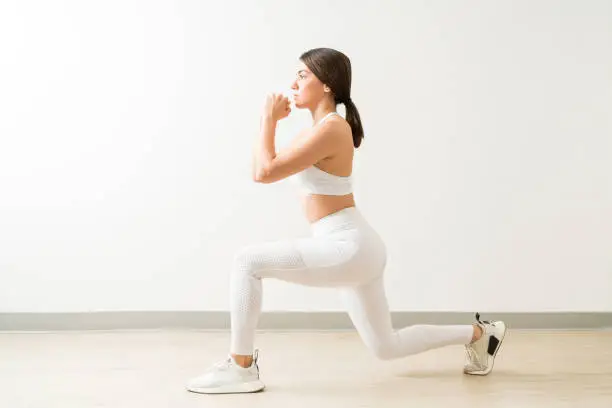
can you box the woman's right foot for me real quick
[186,350,265,394]
[464,313,507,375]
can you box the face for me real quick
[290,61,328,109]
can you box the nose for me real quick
[290,80,298,90]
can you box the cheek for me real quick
[300,81,320,98]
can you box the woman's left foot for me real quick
[186,350,265,394]
[464,313,507,375]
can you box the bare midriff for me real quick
[301,193,356,223]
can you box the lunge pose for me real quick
[187,48,507,394]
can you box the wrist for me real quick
[261,115,277,125]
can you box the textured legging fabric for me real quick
[230,207,473,358]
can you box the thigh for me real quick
[234,235,363,287]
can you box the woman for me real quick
[186,48,507,394]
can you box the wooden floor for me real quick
[1,329,611,407]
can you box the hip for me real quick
[309,206,387,273]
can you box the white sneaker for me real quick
[186,350,265,394]
[463,313,507,375]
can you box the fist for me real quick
[263,93,291,121]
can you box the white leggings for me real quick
[230,207,473,359]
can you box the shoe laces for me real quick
[464,343,484,368]
[211,358,234,371]
[464,313,495,369]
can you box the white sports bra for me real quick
[291,112,354,196]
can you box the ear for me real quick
[323,85,331,93]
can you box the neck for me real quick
[310,99,337,125]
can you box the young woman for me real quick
[186,48,507,394]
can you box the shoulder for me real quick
[312,116,352,145]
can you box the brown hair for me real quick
[299,48,364,148]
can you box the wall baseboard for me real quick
[1,311,611,331]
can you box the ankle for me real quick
[231,354,253,368]
[471,324,483,343]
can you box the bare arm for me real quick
[253,118,344,184]
[252,116,276,180]
[252,116,277,180]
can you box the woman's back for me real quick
[291,113,357,222]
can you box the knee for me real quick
[368,341,397,361]
[232,245,261,277]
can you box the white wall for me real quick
[1,0,610,314]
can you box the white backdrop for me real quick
[1,0,610,313]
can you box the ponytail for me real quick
[298,48,363,146]
[344,99,364,148]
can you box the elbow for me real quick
[253,159,288,184]
[253,166,273,184]
[253,173,266,183]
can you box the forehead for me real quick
[296,61,311,74]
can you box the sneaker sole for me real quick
[464,321,507,376]
[187,380,265,394]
